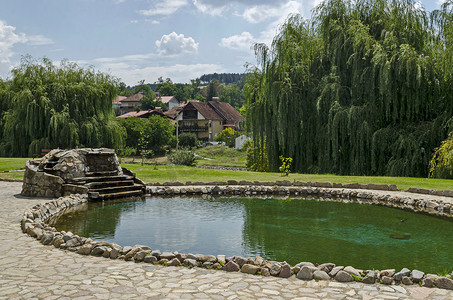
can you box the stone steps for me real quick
[68,171,145,201]
[88,189,144,200]
[85,180,135,189]
[90,183,144,194]
[85,171,119,177]
[67,175,134,184]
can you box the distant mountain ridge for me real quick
[198,73,245,85]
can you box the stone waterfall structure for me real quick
[22,148,145,200]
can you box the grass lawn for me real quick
[0,157,30,181]
[1,157,453,191]
[194,145,247,167]
[124,164,453,192]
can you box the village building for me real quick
[116,108,167,119]
[158,96,179,110]
[116,92,144,115]
[173,99,244,142]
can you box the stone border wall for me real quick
[150,180,453,198]
[22,186,453,290]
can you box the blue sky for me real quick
[0,0,444,85]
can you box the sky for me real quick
[0,0,445,85]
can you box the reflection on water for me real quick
[48,196,453,273]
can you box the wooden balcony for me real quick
[179,125,209,132]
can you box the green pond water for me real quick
[49,196,453,273]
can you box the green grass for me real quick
[1,157,453,191]
[0,158,30,171]
[0,157,30,181]
[124,163,453,191]
[194,145,247,167]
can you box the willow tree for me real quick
[245,0,453,177]
[0,57,126,157]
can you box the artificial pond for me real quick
[48,196,453,274]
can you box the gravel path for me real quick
[1,181,452,299]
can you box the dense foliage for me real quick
[178,132,198,148]
[215,128,240,147]
[198,73,245,85]
[245,0,453,177]
[429,133,453,179]
[117,115,175,155]
[168,149,197,166]
[0,58,126,157]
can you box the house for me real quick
[158,96,179,110]
[113,95,127,110]
[116,108,168,119]
[164,104,185,119]
[118,92,144,115]
[174,99,245,142]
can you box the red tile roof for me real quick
[113,96,127,104]
[208,101,245,122]
[117,109,167,119]
[164,104,185,119]
[121,93,144,102]
[189,101,223,120]
[158,96,177,104]
[176,100,245,122]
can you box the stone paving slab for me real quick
[1,181,452,299]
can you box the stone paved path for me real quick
[1,181,453,299]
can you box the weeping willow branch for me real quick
[0,57,126,157]
[245,0,453,177]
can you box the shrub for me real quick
[119,147,137,157]
[216,128,240,147]
[244,140,269,172]
[168,149,197,166]
[279,156,293,176]
[178,133,198,148]
[429,133,453,179]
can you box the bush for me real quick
[118,115,175,155]
[215,128,240,147]
[244,140,269,172]
[178,133,198,148]
[118,147,137,157]
[429,133,453,179]
[168,149,197,166]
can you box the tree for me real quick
[216,128,240,147]
[132,80,158,110]
[219,83,245,109]
[0,57,125,157]
[118,82,132,96]
[203,79,223,101]
[155,77,176,96]
[118,115,175,155]
[245,0,453,177]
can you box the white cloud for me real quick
[242,1,302,24]
[27,34,54,46]
[220,1,302,52]
[192,0,225,15]
[99,62,225,84]
[0,19,53,79]
[155,32,198,56]
[139,0,188,16]
[220,32,255,52]
[93,53,156,63]
[192,0,294,16]
[0,20,27,63]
